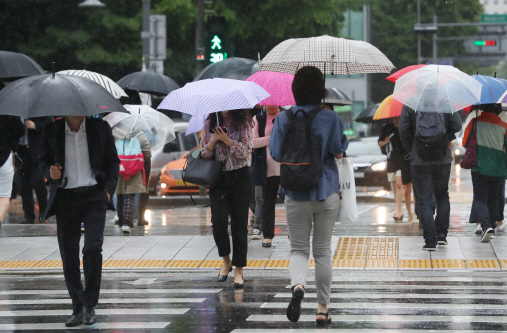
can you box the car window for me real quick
[163,134,181,153]
[183,132,198,150]
[346,140,383,157]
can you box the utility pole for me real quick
[142,0,151,70]
[195,0,205,75]
[433,15,438,64]
[417,0,422,64]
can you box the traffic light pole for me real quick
[195,0,205,75]
[142,0,151,70]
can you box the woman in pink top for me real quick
[251,105,281,247]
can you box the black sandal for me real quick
[286,285,305,322]
[316,312,332,324]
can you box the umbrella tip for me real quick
[52,62,55,78]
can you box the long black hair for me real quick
[207,109,253,131]
[472,103,502,115]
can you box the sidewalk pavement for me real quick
[1,235,505,272]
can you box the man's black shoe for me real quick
[437,234,448,245]
[65,310,83,327]
[19,219,34,224]
[83,307,96,325]
[422,244,436,251]
[38,216,47,224]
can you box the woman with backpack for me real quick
[251,105,281,247]
[463,103,507,243]
[199,109,254,288]
[113,127,151,234]
[269,66,349,325]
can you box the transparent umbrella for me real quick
[103,104,175,151]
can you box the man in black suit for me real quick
[17,117,52,224]
[39,116,119,327]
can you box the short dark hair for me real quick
[292,66,326,105]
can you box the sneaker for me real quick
[423,244,436,251]
[251,228,262,240]
[114,214,119,225]
[475,224,482,234]
[497,222,507,232]
[480,228,494,243]
[437,234,448,245]
[121,225,131,234]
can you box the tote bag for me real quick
[337,157,358,222]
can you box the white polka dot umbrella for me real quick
[157,78,270,117]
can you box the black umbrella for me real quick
[224,62,259,80]
[324,88,352,105]
[0,51,45,79]
[116,71,180,96]
[0,67,126,118]
[355,103,381,123]
[193,57,256,81]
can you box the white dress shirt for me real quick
[64,120,97,189]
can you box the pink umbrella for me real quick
[245,71,296,106]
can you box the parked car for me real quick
[159,146,200,196]
[344,137,391,190]
[148,121,200,195]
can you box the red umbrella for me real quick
[386,64,426,83]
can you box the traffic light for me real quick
[206,16,227,64]
[474,40,497,46]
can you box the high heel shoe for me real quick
[234,281,244,289]
[217,266,232,282]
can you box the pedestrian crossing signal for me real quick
[206,16,227,64]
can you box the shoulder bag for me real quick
[460,111,478,169]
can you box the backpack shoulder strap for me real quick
[285,108,296,121]
[308,106,323,122]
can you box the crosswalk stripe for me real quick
[260,302,507,310]
[0,308,188,316]
[298,284,507,290]
[0,298,206,305]
[275,292,507,299]
[0,288,221,295]
[0,322,170,330]
[233,330,504,333]
[247,314,507,323]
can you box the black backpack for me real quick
[415,112,448,160]
[279,106,323,191]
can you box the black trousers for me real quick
[260,176,280,239]
[209,167,251,267]
[16,146,47,221]
[55,189,108,313]
[471,172,503,231]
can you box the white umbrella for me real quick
[393,65,482,113]
[103,105,175,150]
[58,69,128,99]
[259,35,395,75]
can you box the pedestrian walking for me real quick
[463,104,507,242]
[0,115,24,227]
[378,116,413,222]
[270,66,348,325]
[112,127,151,234]
[199,109,254,288]
[251,105,281,247]
[16,116,52,224]
[399,105,462,251]
[469,183,506,235]
[39,116,120,327]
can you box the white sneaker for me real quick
[497,222,507,232]
[251,228,262,240]
[475,224,482,234]
[121,225,131,234]
[114,214,119,225]
[481,228,494,243]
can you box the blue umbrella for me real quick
[471,74,507,105]
[157,78,270,118]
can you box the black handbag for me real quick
[182,152,223,188]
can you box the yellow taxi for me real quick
[158,146,200,195]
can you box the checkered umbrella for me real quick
[58,69,128,99]
[259,35,395,75]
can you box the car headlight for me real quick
[455,149,461,156]
[161,183,167,189]
[371,162,387,171]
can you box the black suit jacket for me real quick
[39,117,120,218]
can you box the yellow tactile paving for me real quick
[132,259,170,268]
[200,260,223,268]
[334,237,368,260]
[0,261,6,268]
[432,259,466,269]
[102,260,137,268]
[0,260,39,269]
[265,260,290,268]
[465,259,500,269]
[166,260,202,268]
[399,259,432,269]
[246,260,267,268]
[365,259,398,269]
[498,259,507,269]
[333,259,365,268]
[367,237,398,259]
[32,260,63,268]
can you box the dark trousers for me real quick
[259,176,280,239]
[411,164,451,246]
[209,167,251,267]
[55,189,108,313]
[469,177,505,223]
[117,194,135,227]
[471,172,503,231]
[16,146,47,221]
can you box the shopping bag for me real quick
[337,157,358,222]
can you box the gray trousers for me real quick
[252,186,263,230]
[285,193,340,305]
